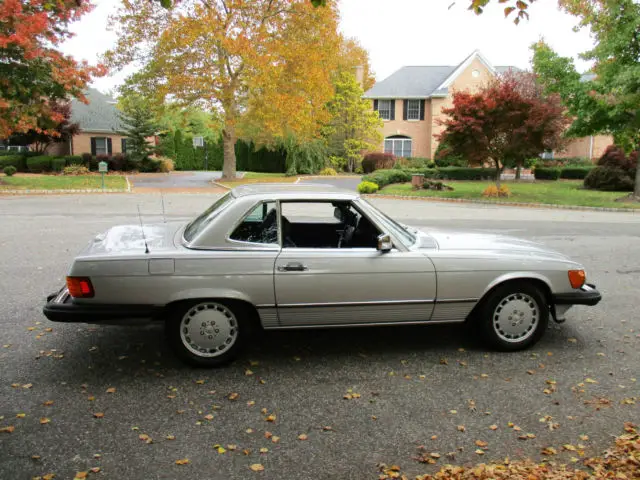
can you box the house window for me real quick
[384,136,412,158]
[94,137,108,155]
[540,150,554,160]
[378,100,392,120]
[406,100,421,120]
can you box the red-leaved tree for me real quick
[437,72,570,187]
[8,102,79,153]
[0,0,105,138]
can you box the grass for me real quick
[0,174,128,190]
[378,180,640,209]
[217,171,297,187]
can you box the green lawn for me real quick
[217,171,297,187]
[0,175,128,190]
[378,180,640,209]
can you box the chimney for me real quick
[354,65,364,88]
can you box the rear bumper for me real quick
[552,283,602,307]
[43,287,163,325]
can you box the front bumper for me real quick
[43,287,162,325]
[552,283,602,307]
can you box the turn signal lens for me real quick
[568,270,586,289]
[66,276,94,298]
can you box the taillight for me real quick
[568,270,586,289]
[66,277,95,298]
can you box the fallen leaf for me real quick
[475,449,485,455]
[106,387,116,393]
[440,358,448,365]
[431,435,438,440]
[249,360,259,366]
[513,426,522,432]
[245,369,254,376]
[23,383,33,389]
[271,436,280,443]
[0,426,15,433]
[215,444,226,454]
[585,378,598,384]
[139,434,152,444]
[93,412,104,419]
[541,447,558,455]
[568,338,577,343]
[89,467,101,473]
[228,393,239,401]
[457,425,465,432]
[298,434,308,440]
[265,414,276,422]
[175,458,189,465]
[166,435,176,440]
[480,374,489,378]
[430,452,441,459]
[563,444,577,451]
[250,464,264,472]
[489,425,498,430]
[74,472,88,479]
[579,434,589,441]
[228,444,237,451]
[43,400,54,407]
[526,370,536,375]
[449,410,457,414]
[195,379,205,384]
[16,413,25,418]
[322,426,333,431]
[475,440,488,448]
[259,447,268,453]
[247,400,255,406]
[40,418,50,425]
[87,396,95,401]
[246,428,254,434]
[32,455,41,460]
[204,414,214,421]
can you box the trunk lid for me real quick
[80,223,183,257]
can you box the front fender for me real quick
[483,272,554,297]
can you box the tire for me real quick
[478,281,549,351]
[166,300,245,367]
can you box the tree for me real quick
[106,0,342,180]
[532,0,640,198]
[117,96,158,164]
[437,72,570,187]
[0,0,104,138]
[8,102,79,153]
[323,71,382,172]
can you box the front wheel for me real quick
[478,282,549,351]
[166,300,244,367]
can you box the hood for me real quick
[79,222,183,256]
[417,228,571,260]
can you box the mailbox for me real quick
[98,161,108,173]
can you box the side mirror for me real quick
[377,233,393,252]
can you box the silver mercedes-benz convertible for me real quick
[44,184,601,366]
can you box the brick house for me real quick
[45,88,129,157]
[363,50,612,161]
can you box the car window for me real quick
[229,201,278,244]
[183,193,234,243]
[280,201,381,249]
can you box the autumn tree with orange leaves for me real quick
[106,0,343,180]
[0,0,104,139]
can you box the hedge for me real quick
[437,167,496,180]
[534,167,561,180]
[362,168,439,189]
[584,166,635,191]
[26,156,55,173]
[51,157,66,172]
[559,166,595,179]
[0,155,26,171]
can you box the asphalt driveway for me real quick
[0,194,638,480]
[299,175,361,191]
[128,171,230,190]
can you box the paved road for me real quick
[128,171,232,190]
[1,194,639,480]
[299,176,361,191]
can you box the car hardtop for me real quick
[230,183,358,202]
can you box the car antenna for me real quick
[137,204,150,254]
[160,191,166,224]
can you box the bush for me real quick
[64,156,84,166]
[584,166,634,191]
[426,161,436,169]
[561,156,592,166]
[597,145,634,171]
[3,166,17,176]
[482,184,511,198]
[559,166,595,179]
[139,157,162,173]
[81,153,93,167]
[26,156,54,173]
[357,181,379,194]
[534,167,561,180]
[328,155,347,172]
[157,156,175,173]
[362,152,395,173]
[63,165,90,176]
[362,169,413,188]
[51,157,66,173]
[437,167,496,180]
[108,153,126,171]
[0,154,26,172]
[405,157,430,169]
[318,167,337,176]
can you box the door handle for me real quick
[277,262,308,272]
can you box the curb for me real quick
[0,189,129,195]
[366,194,640,213]
[125,176,132,192]
[211,181,231,190]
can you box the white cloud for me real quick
[59,0,595,92]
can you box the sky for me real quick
[60,0,596,94]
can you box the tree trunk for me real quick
[515,162,521,181]
[221,125,237,180]
[494,160,501,189]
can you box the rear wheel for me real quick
[166,300,245,367]
[478,282,549,351]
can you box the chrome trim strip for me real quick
[436,298,479,304]
[256,304,276,309]
[275,299,435,308]
[265,318,465,330]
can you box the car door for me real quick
[273,200,436,327]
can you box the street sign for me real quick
[98,161,108,173]
[193,136,204,147]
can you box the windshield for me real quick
[358,198,416,247]
[183,192,235,243]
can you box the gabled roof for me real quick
[364,50,520,99]
[71,88,123,133]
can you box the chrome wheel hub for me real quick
[492,293,539,343]
[179,303,238,357]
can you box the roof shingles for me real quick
[71,88,123,133]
